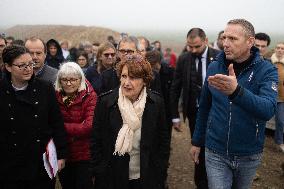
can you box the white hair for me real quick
[54,62,86,92]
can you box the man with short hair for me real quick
[6,36,14,47]
[255,32,271,59]
[271,42,284,152]
[190,19,278,188]
[100,36,140,93]
[25,37,58,84]
[170,28,219,189]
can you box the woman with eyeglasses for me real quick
[55,62,97,189]
[0,45,67,189]
[91,54,170,189]
[85,42,117,94]
[75,50,90,74]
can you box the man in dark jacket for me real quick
[190,19,278,189]
[170,28,219,189]
[25,37,58,84]
[0,45,67,189]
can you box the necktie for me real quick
[197,56,202,87]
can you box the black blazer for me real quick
[170,47,220,119]
[91,88,170,189]
[0,75,67,181]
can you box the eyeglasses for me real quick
[77,58,87,61]
[60,78,80,84]
[12,62,35,70]
[103,53,116,58]
[119,49,135,55]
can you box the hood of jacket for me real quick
[271,53,284,65]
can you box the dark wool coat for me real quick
[0,75,67,181]
[56,81,97,162]
[91,88,170,189]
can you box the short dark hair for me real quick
[255,32,271,46]
[218,30,224,39]
[12,39,25,46]
[92,42,100,46]
[6,36,15,41]
[2,45,28,66]
[145,50,162,67]
[187,28,207,40]
[76,50,89,64]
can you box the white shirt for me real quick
[195,46,208,85]
[172,46,208,123]
[129,127,141,180]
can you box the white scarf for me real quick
[113,86,147,156]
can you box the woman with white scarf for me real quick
[91,54,170,189]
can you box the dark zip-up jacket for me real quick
[192,47,278,156]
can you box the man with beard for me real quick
[170,28,219,189]
[25,37,58,84]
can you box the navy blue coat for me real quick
[192,47,278,156]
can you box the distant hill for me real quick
[4,25,121,47]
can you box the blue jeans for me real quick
[275,102,284,145]
[205,148,262,189]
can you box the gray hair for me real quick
[55,62,86,92]
[227,19,255,37]
[117,36,141,51]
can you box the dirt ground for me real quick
[167,122,284,189]
[56,121,284,189]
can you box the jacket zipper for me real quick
[256,122,259,138]
[227,101,232,155]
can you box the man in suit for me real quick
[170,28,219,189]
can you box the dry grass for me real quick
[4,25,120,47]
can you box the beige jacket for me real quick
[271,53,284,102]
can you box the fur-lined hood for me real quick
[271,53,284,65]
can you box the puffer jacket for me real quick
[192,47,278,156]
[56,80,97,161]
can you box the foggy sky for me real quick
[1,0,283,33]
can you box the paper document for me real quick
[43,138,58,179]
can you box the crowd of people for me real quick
[0,18,283,189]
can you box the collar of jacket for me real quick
[105,87,159,108]
[2,74,39,105]
[2,73,36,92]
[271,53,284,65]
[216,46,262,68]
[57,80,93,106]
